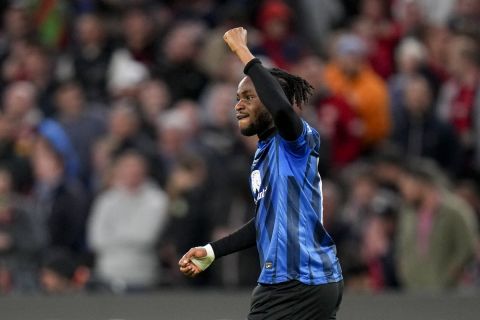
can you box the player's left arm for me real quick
[179,218,256,277]
[224,27,303,141]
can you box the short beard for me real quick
[240,108,273,136]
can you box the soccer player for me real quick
[179,27,343,320]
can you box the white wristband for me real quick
[190,244,215,271]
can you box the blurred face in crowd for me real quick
[351,175,377,207]
[174,100,200,136]
[40,269,72,294]
[24,47,50,80]
[108,105,139,139]
[374,161,402,188]
[404,76,432,116]
[396,39,427,74]
[399,173,423,206]
[138,80,170,119]
[32,138,64,184]
[339,53,365,77]
[4,7,30,39]
[113,152,147,191]
[55,84,85,117]
[264,18,289,40]
[447,35,478,78]
[157,106,195,156]
[424,26,450,64]
[235,76,273,137]
[335,35,367,77]
[293,55,326,93]
[76,14,105,46]
[259,0,291,40]
[361,0,385,20]
[204,84,236,129]
[3,82,36,120]
[0,115,14,141]
[163,23,204,63]
[123,10,153,49]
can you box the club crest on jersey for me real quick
[251,170,267,204]
[251,170,261,193]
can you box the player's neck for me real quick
[258,126,276,141]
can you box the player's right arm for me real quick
[224,27,304,141]
[179,218,256,277]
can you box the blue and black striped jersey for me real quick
[250,120,343,285]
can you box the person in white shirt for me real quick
[88,150,168,292]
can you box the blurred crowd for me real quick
[0,0,479,295]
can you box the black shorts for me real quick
[247,280,343,320]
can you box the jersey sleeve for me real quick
[279,120,320,157]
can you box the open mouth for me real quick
[236,114,249,120]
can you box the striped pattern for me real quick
[251,121,342,285]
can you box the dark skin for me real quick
[235,76,274,137]
[179,28,275,278]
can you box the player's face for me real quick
[235,77,273,136]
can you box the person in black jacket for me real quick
[390,74,462,175]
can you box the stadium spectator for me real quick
[0,112,32,193]
[107,8,155,99]
[390,74,462,173]
[2,81,42,150]
[30,133,88,253]
[40,248,81,294]
[388,37,434,120]
[340,167,379,281]
[353,0,400,79]
[0,168,43,293]
[87,151,168,292]
[155,21,208,102]
[104,101,156,166]
[156,102,200,169]
[448,0,480,39]
[89,137,115,193]
[293,0,345,55]
[255,0,304,70]
[54,82,106,185]
[423,25,451,83]
[436,35,480,175]
[22,45,58,117]
[136,79,171,140]
[66,13,113,103]
[160,154,209,286]
[324,33,391,150]
[396,160,477,291]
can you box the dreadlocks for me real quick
[269,68,314,109]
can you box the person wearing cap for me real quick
[324,33,391,150]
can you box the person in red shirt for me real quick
[436,35,480,173]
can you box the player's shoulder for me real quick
[299,119,320,144]
[303,120,318,136]
[276,119,320,154]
